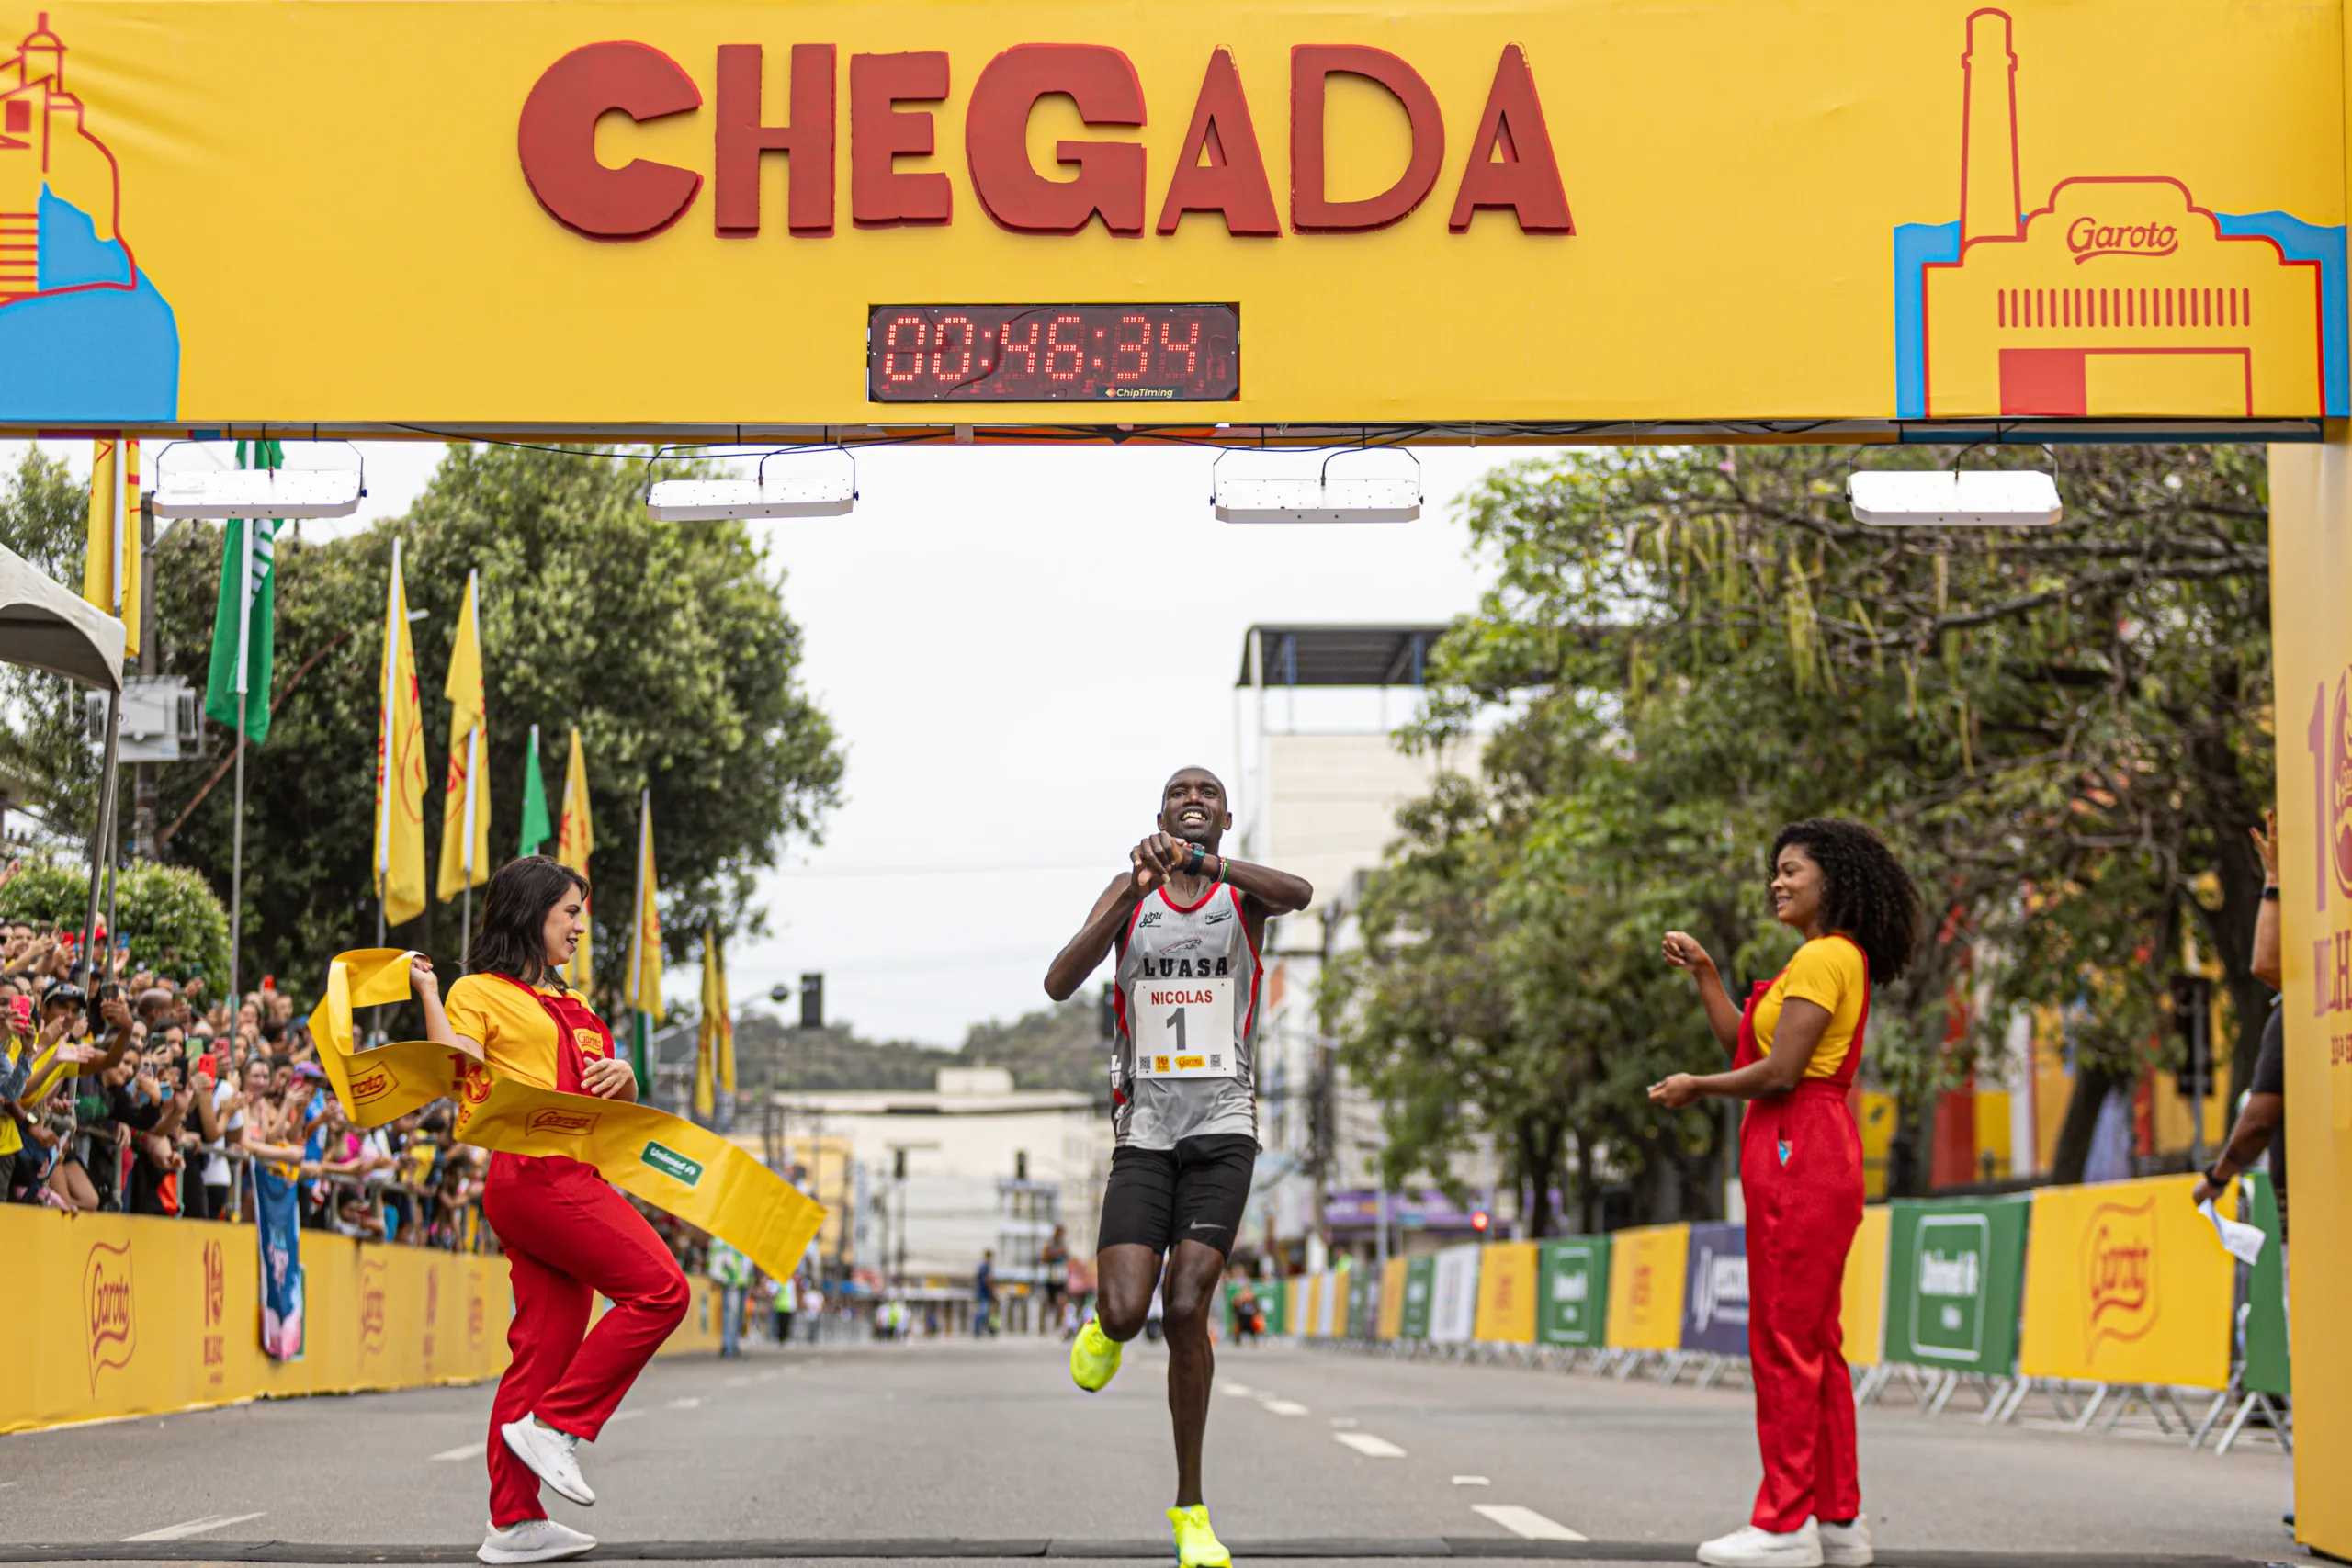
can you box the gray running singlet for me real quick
[1111,883,1262,1149]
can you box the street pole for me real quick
[132,492,156,861]
[78,689,120,990]
[227,508,255,1009]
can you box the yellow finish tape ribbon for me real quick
[308,949,825,1283]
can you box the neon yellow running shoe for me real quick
[1069,1317,1122,1393]
[1166,1505,1230,1568]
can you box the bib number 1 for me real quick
[1132,976,1238,1078]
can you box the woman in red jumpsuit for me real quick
[411,856,691,1566]
[1653,819,1919,1568]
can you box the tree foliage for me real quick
[0,857,232,981]
[1329,443,2273,1221]
[133,446,843,1001]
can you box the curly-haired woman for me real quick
[1654,818,1920,1568]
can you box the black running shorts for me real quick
[1096,1134,1257,1258]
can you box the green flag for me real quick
[518,722,552,856]
[202,440,285,745]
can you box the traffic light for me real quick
[2171,975,2214,1098]
[1470,1210,1490,1234]
[799,973,824,1031]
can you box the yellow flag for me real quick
[435,571,492,903]
[310,948,825,1282]
[695,921,731,1118]
[374,540,429,928]
[556,726,594,987]
[627,791,662,1022]
[81,437,140,657]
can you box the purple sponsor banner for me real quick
[1680,1221,1750,1355]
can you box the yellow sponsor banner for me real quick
[1839,1204,1891,1370]
[2260,438,2352,1560]
[6,0,2344,431]
[0,1207,722,1435]
[1603,1223,1689,1351]
[2016,1175,2234,1391]
[311,950,825,1282]
[1471,1241,1538,1344]
[1302,1272,1325,1338]
[1375,1257,1408,1340]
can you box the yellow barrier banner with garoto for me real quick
[2016,1174,2235,1391]
[311,950,825,1283]
[1603,1223,1689,1352]
[1472,1242,1539,1344]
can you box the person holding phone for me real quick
[1653,819,1919,1568]
[407,855,687,1566]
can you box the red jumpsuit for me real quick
[480,979,689,1528]
[1734,940,1867,1534]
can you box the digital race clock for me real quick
[867,304,1239,402]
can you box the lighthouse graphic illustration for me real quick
[1895,9,2346,420]
[0,12,177,420]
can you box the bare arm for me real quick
[2191,1092,2286,1204]
[2251,812,2281,989]
[1045,872,1145,1002]
[1651,998,1830,1107]
[1661,931,1742,1055]
[407,957,484,1061]
[1216,854,1314,918]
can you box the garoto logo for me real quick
[82,1240,135,1393]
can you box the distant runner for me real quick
[1044,766,1311,1568]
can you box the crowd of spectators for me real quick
[0,905,494,1250]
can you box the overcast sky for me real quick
[5,437,1531,1045]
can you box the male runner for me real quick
[1044,766,1311,1568]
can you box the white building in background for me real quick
[766,1067,1109,1316]
[1229,626,1501,1273]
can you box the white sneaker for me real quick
[500,1416,595,1506]
[477,1518,596,1564]
[1818,1517,1874,1567]
[1696,1520,1824,1568]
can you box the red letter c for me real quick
[518,41,704,241]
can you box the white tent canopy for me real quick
[0,545,125,693]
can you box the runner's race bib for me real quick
[1131,976,1238,1078]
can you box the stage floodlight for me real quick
[1212,448,1421,524]
[1848,469,2062,527]
[646,476,855,520]
[151,468,364,519]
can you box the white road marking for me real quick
[1334,1432,1408,1458]
[725,1376,753,1387]
[665,1396,703,1409]
[429,1441,487,1461]
[1453,1475,1492,1486]
[124,1513,267,1542]
[1260,1398,1310,1416]
[1472,1504,1587,1542]
[1328,1416,1358,1427]
[608,1410,646,1424]
[1222,1382,1253,1396]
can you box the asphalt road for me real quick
[0,1336,2299,1567]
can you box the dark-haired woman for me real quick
[411,855,690,1567]
[1653,819,1919,1568]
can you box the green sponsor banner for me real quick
[1536,1237,1611,1347]
[1883,1194,2030,1375]
[1400,1256,1436,1340]
[2242,1170,2290,1396]
[1351,1265,1380,1337]
[641,1140,705,1187]
[1261,1277,1287,1336]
